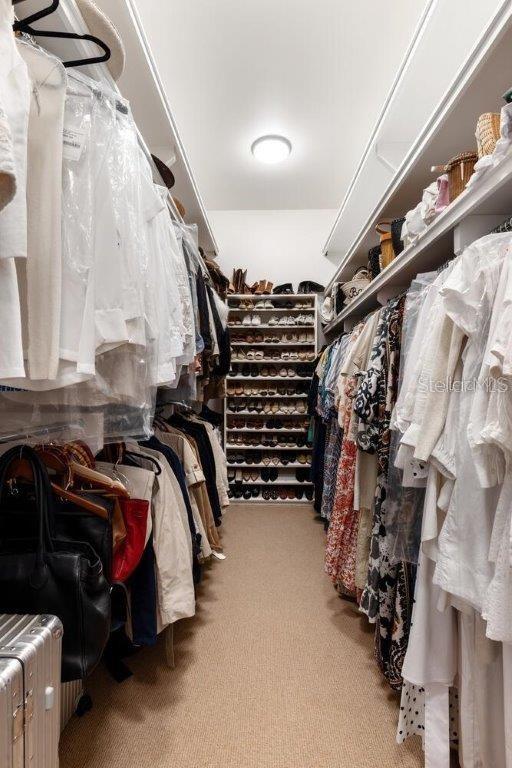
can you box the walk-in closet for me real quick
[1,1,512,767]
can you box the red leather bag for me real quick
[112,498,149,582]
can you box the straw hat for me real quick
[75,0,126,82]
[172,197,186,218]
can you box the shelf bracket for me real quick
[373,141,409,174]
[377,285,408,306]
[343,317,360,333]
[453,214,506,255]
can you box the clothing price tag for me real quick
[63,126,86,161]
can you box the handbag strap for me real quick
[0,446,55,564]
[375,220,392,236]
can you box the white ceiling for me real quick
[131,0,428,212]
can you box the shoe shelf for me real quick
[225,293,317,505]
[226,444,309,450]
[231,497,312,504]
[226,410,308,417]
[231,343,314,348]
[229,480,313,487]
[230,325,315,331]
[229,307,315,313]
[228,394,308,399]
[228,293,318,300]
[227,428,307,433]
[232,359,314,364]
[228,376,310,381]
[227,462,311,469]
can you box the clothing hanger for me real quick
[33,441,127,497]
[123,450,162,476]
[68,461,130,497]
[5,451,109,519]
[13,0,111,68]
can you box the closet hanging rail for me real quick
[0,420,86,444]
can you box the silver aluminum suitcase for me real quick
[0,615,62,768]
[60,680,83,732]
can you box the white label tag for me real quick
[63,126,86,161]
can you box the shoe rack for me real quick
[225,293,318,503]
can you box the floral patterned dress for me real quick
[324,326,363,594]
[356,296,414,689]
[320,417,343,522]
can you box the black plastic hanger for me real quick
[123,450,162,477]
[13,0,111,69]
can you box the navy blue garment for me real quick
[196,272,213,359]
[206,284,231,377]
[140,437,202,584]
[166,415,223,526]
[199,404,223,428]
[129,540,158,647]
[308,368,326,514]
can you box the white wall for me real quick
[209,209,337,289]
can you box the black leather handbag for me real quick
[391,217,406,256]
[334,283,344,315]
[298,280,325,294]
[272,283,294,295]
[1,493,114,582]
[368,246,381,280]
[0,446,111,681]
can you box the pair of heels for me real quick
[231,365,256,377]
[261,468,279,482]
[229,486,260,500]
[244,451,262,465]
[227,453,248,465]
[262,454,281,467]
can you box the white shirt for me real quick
[0,16,29,379]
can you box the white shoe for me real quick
[252,315,261,326]
[242,316,251,326]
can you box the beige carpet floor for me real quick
[60,503,423,768]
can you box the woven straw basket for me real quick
[475,112,501,159]
[445,152,478,201]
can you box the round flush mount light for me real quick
[251,134,292,164]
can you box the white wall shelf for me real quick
[323,2,512,295]
[324,148,512,335]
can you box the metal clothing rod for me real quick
[0,420,85,444]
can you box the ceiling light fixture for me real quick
[251,134,292,164]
